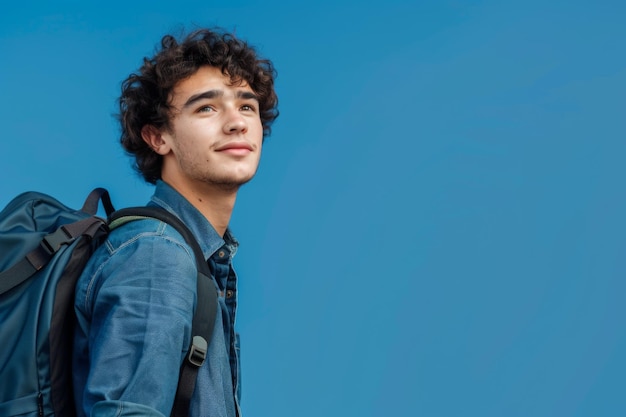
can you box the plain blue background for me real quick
[1,1,625,416]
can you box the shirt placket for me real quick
[210,247,240,404]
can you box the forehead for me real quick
[170,66,252,103]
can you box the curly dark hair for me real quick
[118,28,279,184]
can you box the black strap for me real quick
[109,207,217,417]
[81,188,115,216]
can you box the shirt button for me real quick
[226,290,234,298]
[218,251,225,258]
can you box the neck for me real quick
[163,176,238,237]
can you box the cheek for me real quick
[180,122,216,146]
[251,120,264,144]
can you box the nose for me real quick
[223,109,247,134]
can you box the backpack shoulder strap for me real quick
[108,207,217,417]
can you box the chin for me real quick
[212,174,256,189]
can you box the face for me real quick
[148,66,264,193]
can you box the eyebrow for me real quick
[182,89,259,109]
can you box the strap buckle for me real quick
[40,225,74,255]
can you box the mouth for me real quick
[215,141,254,156]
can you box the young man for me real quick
[73,28,278,417]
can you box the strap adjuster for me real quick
[188,336,207,367]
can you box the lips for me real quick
[215,141,254,156]
[215,141,254,152]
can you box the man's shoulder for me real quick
[106,216,193,256]
[76,215,198,314]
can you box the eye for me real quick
[240,103,257,112]
[197,105,215,113]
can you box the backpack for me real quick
[0,188,217,417]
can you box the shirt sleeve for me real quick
[77,232,197,417]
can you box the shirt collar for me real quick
[149,180,239,260]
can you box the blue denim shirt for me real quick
[73,181,241,417]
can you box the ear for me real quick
[141,125,171,155]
